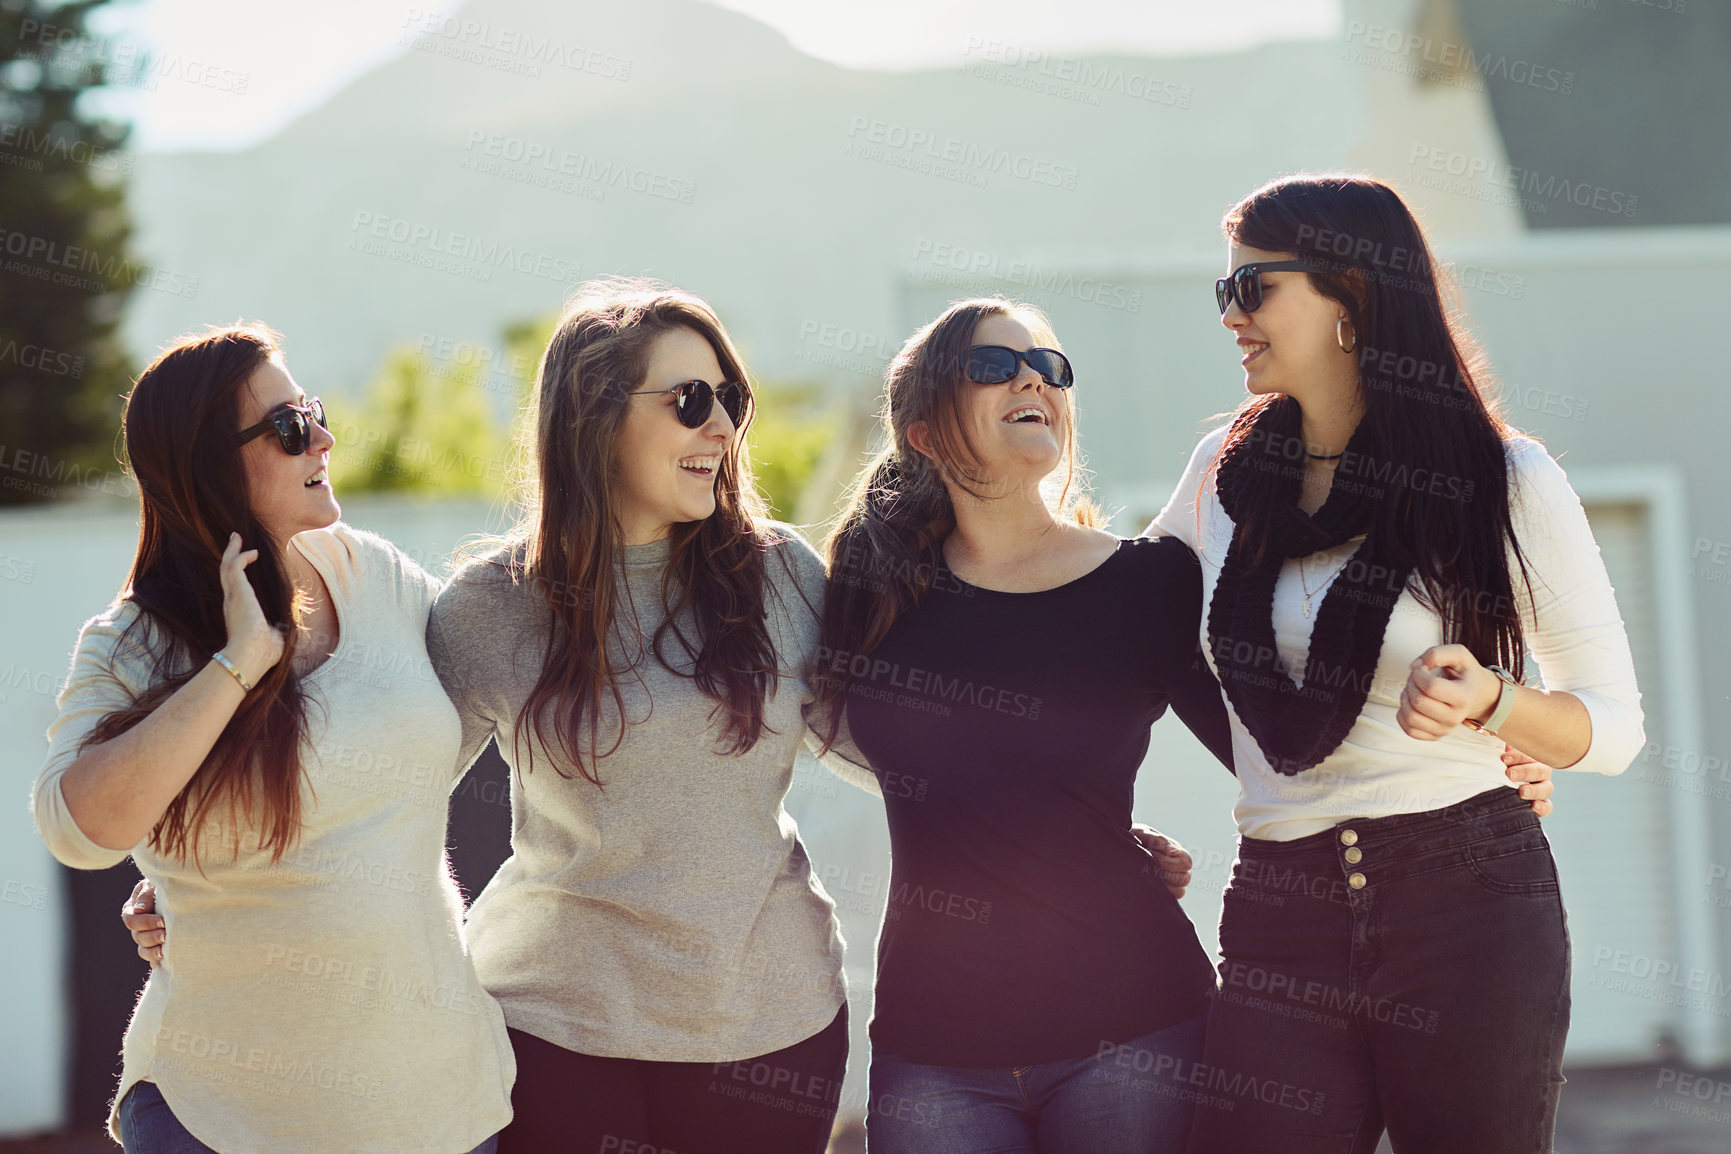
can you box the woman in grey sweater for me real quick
[424,281,878,1154]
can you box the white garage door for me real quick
[1546,501,1681,1063]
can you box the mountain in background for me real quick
[124,0,1530,397]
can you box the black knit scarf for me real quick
[1207,399,1412,776]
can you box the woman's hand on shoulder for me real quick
[121,877,164,966]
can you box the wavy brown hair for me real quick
[504,280,779,784]
[80,323,315,865]
[813,297,1096,747]
[1215,172,1533,674]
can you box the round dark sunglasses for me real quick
[627,379,749,429]
[966,345,1074,389]
[1215,261,1318,315]
[234,397,327,455]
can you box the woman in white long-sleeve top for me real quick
[1153,173,1644,1154]
[33,324,512,1153]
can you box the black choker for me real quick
[1307,451,1344,461]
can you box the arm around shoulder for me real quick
[801,698,883,798]
[427,560,510,779]
[769,525,885,798]
[1147,538,1233,772]
[1145,426,1228,548]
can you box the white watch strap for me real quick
[1480,675,1518,734]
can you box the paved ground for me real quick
[4,1066,1728,1152]
[1550,1066,1731,1154]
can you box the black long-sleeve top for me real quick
[843,535,1232,1067]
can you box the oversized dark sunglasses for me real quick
[234,397,327,455]
[628,379,750,429]
[966,345,1074,389]
[1215,261,1318,315]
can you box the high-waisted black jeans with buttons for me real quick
[1184,786,1570,1154]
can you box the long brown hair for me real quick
[813,297,1096,746]
[1217,172,1532,674]
[81,323,315,865]
[506,280,778,784]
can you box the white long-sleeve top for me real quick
[32,524,514,1153]
[1150,427,1645,841]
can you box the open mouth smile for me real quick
[678,456,719,477]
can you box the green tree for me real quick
[329,347,507,496]
[0,1,139,505]
[501,314,554,390]
[747,379,838,522]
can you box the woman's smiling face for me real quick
[1221,242,1345,401]
[611,325,738,545]
[236,357,339,544]
[951,311,1070,488]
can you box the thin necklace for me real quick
[1297,551,1349,620]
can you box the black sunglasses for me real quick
[965,345,1074,389]
[234,397,327,455]
[1215,261,1318,315]
[627,379,750,429]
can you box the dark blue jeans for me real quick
[866,1009,1209,1153]
[117,1078,501,1153]
[1185,786,1571,1154]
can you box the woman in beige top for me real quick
[32,324,512,1153]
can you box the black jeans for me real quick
[498,1005,848,1154]
[1185,787,1570,1154]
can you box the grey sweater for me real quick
[427,527,876,1062]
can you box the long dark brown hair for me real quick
[1217,172,1533,674]
[506,280,778,784]
[81,323,315,865]
[813,297,1096,746]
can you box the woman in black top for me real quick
[813,298,1235,1153]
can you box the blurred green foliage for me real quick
[748,379,838,521]
[329,347,510,496]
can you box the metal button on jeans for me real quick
[1339,829,1359,846]
[1348,872,1367,890]
[1343,847,1363,865]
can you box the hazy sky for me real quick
[83,0,1339,152]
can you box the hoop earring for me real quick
[1336,317,1357,354]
